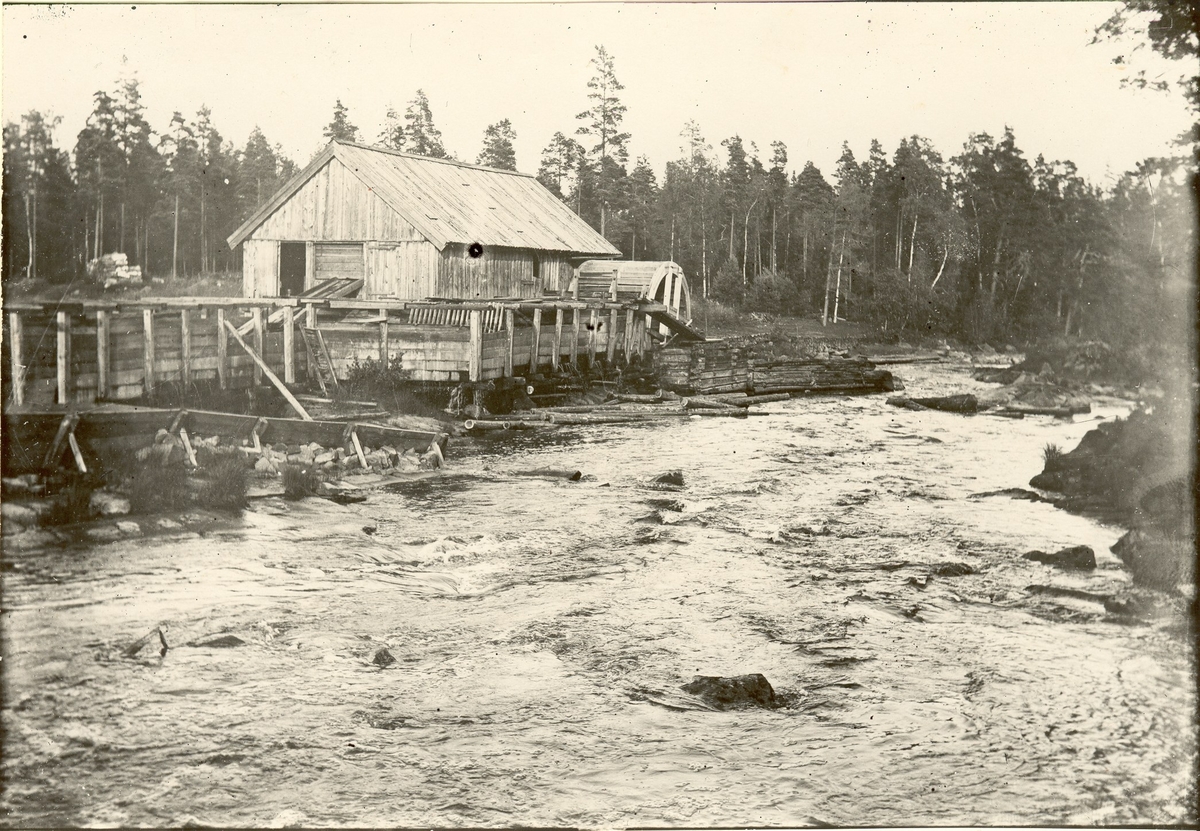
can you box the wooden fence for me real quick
[3,296,657,409]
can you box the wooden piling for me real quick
[8,311,24,406]
[607,308,619,363]
[180,309,192,384]
[142,308,155,394]
[305,302,317,329]
[531,307,542,372]
[588,308,599,364]
[56,311,70,405]
[252,307,264,386]
[282,306,295,384]
[624,309,635,364]
[571,308,581,366]
[216,308,228,389]
[96,310,109,400]
[469,309,482,382]
[504,308,515,377]
[379,308,389,371]
[552,307,563,370]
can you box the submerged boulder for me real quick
[653,470,686,488]
[1023,545,1096,571]
[681,673,778,710]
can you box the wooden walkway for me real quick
[3,295,674,409]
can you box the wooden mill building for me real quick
[226,140,621,301]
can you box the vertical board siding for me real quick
[243,239,279,298]
[366,241,439,299]
[438,244,555,299]
[251,157,423,243]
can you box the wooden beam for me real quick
[588,309,598,364]
[305,302,317,329]
[223,319,313,420]
[43,414,78,471]
[8,311,24,406]
[67,431,88,474]
[252,307,264,386]
[216,308,228,389]
[56,311,70,405]
[96,310,110,400]
[469,309,482,382]
[531,307,542,372]
[178,427,198,467]
[282,305,295,384]
[607,308,619,363]
[142,309,155,395]
[628,307,638,362]
[570,308,580,366]
[552,308,562,371]
[504,308,514,377]
[379,308,389,371]
[350,427,367,468]
[180,309,192,385]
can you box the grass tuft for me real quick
[196,448,249,511]
[281,463,322,500]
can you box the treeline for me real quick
[3,77,299,282]
[535,47,1194,354]
[1,79,523,287]
[3,46,1194,358]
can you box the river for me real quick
[1,361,1195,827]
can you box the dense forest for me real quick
[3,3,1195,366]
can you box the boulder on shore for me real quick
[1023,545,1096,571]
[680,673,778,710]
[653,470,686,488]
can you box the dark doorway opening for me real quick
[279,243,306,297]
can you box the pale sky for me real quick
[2,2,1193,186]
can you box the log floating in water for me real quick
[888,394,978,414]
[995,404,1076,418]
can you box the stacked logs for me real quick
[750,357,897,394]
[656,341,752,395]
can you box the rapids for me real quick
[1,361,1194,827]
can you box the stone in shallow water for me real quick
[653,470,685,488]
[1023,545,1095,571]
[372,647,396,667]
[681,673,778,710]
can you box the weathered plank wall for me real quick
[436,244,572,300]
[252,157,422,244]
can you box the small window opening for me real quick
[468,242,484,258]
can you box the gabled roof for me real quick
[227,140,621,257]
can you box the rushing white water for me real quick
[2,361,1195,827]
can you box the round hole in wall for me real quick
[468,242,484,259]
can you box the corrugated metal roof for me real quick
[228,140,621,257]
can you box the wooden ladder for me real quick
[300,326,340,394]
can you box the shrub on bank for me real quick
[281,463,322,500]
[128,460,190,514]
[196,448,249,510]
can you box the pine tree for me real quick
[404,90,449,158]
[576,45,631,237]
[477,119,517,170]
[537,131,584,203]
[323,99,360,143]
[377,106,405,151]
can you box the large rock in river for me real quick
[681,673,778,710]
[1023,545,1096,570]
